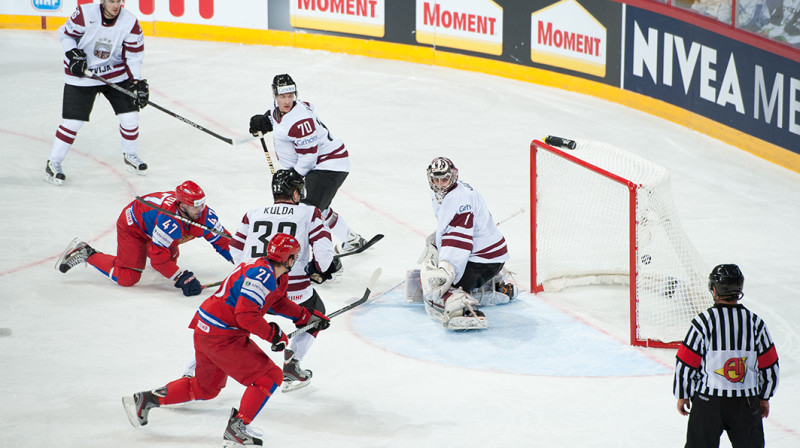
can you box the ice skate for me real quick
[281,350,312,393]
[442,290,489,331]
[123,152,148,175]
[44,160,66,185]
[55,238,96,273]
[334,230,367,256]
[223,408,263,447]
[122,389,162,427]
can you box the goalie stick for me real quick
[334,234,384,260]
[289,267,382,338]
[134,196,232,239]
[86,71,255,145]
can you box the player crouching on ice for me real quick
[417,157,517,330]
[122,233,330,447]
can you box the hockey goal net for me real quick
[530,138,712,347]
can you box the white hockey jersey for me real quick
[432,181,509,283]
[59,4,144,87]
[269,101,350,176]
[229,201,335,303]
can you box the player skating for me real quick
[248,74,370,255]
[55,181,232,297]
[419,157,516,330]
[122,234,330,447]
[230,169,342,392]
[45,0,150,185]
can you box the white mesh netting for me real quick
[533,139,712,344]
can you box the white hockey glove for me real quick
[416,232,439,264]
[420,259,455,299]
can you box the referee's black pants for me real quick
[685,394,764,448]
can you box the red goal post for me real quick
[529,139,712,348]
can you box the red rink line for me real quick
[0,127,137,277]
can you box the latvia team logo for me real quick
[93,39,113,60]
[714,357,748,383]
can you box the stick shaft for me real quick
[87,71,235,145]
[134,196,231,239]
[260,136,276,174]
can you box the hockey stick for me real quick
[333,234,384,260]
[85,71,254,145]
[496,207,525,226]
[202,280,223,291]
[288,267,382,338]
[259,135,277,174]
[134,196,232,239]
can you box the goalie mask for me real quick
[272,169,306,202]
[427,157,458,203]
[708,264,744,300]
[272,74,297,98]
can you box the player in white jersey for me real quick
[418,157,516,330]
[230,169,342,392]
[248,74,368,255]
[45,0,149,185]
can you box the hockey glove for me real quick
[249,113,273,136]
[65,48,87,77]
[132,79,149,108]
[174,270,202,297]
[268,322,288,352]
[296,307,330,331]
[305,258,343,284]
[420,259,455,298]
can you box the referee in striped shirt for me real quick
[674,264,780,448]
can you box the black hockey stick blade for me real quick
[288,267,382,338]
[333,234,384,260]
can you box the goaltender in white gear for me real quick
[418,157,516,331]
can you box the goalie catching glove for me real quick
[305,258,343,284]
[296,307,330,331]
[420,259,456,299]
[267,322,287,352]
[249,113,273,136]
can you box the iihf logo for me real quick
[94,38,113,60]
[32,0,61,12]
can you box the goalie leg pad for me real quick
[471,270,518,306]
[442,290,488,331]
[405,269,423,303]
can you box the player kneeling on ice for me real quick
[417,157,517,330]
[122,233,330,447]
[55,181,232,297]
[230,168,342,392]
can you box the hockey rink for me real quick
[1,29,800,447]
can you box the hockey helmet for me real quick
[175,181,206,208]
[272,169,306,201]
[708,264,744,300]
[267,233,301,266]
[427,157,459,203]
[272,74,297,97]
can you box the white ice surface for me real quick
[1,30,799,447]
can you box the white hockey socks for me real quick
[118,111,140,154]
[49,119,85,162]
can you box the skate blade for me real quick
[55,238,81,271]
[121,396,144,427]
[280,379,311,393]
[44,173,64,186]
[125,164,148,176]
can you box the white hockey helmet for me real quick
[427,157,458,203]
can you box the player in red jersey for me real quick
[121,234,330,447]
[55,180,232,297]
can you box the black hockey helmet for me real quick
[272,74,297,97]
[708,264,744,300]
[272,169,305,201]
